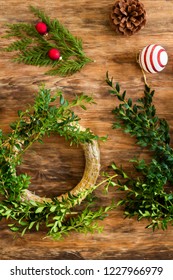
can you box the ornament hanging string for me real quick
[136,51,149,87]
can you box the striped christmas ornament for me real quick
[139,44,168,73]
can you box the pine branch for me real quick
[29,6,52,26]
[29,6,83,53]
[4,38,33,52]
[46,58,91,76]
[4,23,37,38]
[2,6,92,76]
[13,46,57,67]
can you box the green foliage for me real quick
[2,6,92,76]
[106,72,173,230]
[0,85,114,239]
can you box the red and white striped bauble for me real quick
[139,44,168,73]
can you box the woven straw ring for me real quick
[23,125,100,206]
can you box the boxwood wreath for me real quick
[0,86,116,239]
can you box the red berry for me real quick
[35,22,47,35]
[48,48,61,60]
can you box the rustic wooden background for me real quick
[1,0,173,260]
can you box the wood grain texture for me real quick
[1,0,173,260]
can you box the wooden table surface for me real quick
[1,0,173,260]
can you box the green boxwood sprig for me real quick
[106,72,173,230]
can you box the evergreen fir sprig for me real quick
[106,72,173,230]
[2,6,92,76]
[0,85,114,239]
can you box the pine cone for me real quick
[110,0,146,36]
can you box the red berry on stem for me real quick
[35,22,47,35]
[48,48,61,60]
